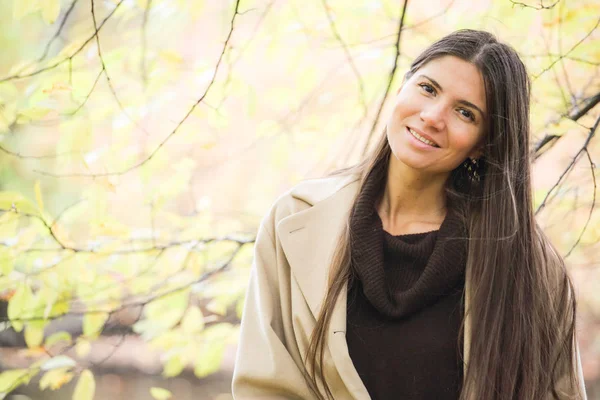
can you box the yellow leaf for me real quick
[34,181,44,215]
[0,247,14,276]
[25,322,46,348]
[0,369,34,395]
[194,344,224,378]
[75,339,91,358]
[72,369,95,400]
[83,312,109,338]
[13,0,40,20]
[162,354,185,377]
[45,331,72,348]
[40,368,74,390]
[181,306,204,334]
[150,387,172,400]
[16,106,54,124]
[0,191,40,216]
[41,0,61,24]
[190,0,205,20]
[158,50,184,65]
[8,283,34,332]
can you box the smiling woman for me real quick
[232,30,587,400]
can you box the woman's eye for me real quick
[418,83,435,95]
[458,108,475,121]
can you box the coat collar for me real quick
[276,173,472,398]
[277,174,359,318]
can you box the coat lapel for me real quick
[277,176,371,398]
[277,177,358,318]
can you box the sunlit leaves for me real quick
[193,323,234,378]
[134,289,190,339]
[72,369,95,400]
[82,312,109,339]
[0,192,41,217]
[75,339,92,358]
[39,367,74,391]
[7,282,34,332]
[24,320,47,348]
[0,369,37,398]
[150,387,172,400]
[181,306,204,334]
[45,331,72,348]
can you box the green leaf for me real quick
[16,106,53,124]
[194,343,224,378]
[75,339,91,358]
[0,247,14,276]
[181,306,204,334]
[0,191,40,216]
[72,369,95,400]
[41,0,61,24]
[7,283,34,332]
[34,180,44,215]
[162,354,185,378]
[24,321,47,348]
[13,0,40,20]
[150,387,172,400]
[82,312,109,339]
[45,331,72,348]
[0,369,35,396]
[143,289,190,334]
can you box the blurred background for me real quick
[0,0,598,398]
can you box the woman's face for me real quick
[386,55,487,175]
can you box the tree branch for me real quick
[362,0,409,157]
[535,114,600,214]
[321,0,368,119]
[0,0,125,83]
[564,148,596,258]
[35,0,243,179]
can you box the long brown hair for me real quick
[305,29,583,400]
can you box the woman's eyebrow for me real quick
[418,74,485,117]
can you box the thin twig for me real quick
[35,0,243,179]
[564,148,596,258]
[362,0,409,156]
[533,16,600,80]
[0,0,125,82]
[321,0,368,119]
[535,115,600,214]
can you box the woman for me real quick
[232,29,587,399]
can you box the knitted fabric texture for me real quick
[349,162,468,318]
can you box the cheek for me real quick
[448,123,483,153]
[390,94,419,123]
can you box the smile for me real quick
[407,127,439,148]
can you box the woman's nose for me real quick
[420,104,446,131]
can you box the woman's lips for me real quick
[406,127,438,149]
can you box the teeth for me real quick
[409,128,438,147]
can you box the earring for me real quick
[463,157,481,182]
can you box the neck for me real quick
[378,155,448,223]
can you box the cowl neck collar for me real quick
[349,160,468,318]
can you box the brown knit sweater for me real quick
[346,163,468,400]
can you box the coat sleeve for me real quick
[232,210,316,399]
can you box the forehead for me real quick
[415,55,486,113]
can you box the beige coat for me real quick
[232,174,587,399]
